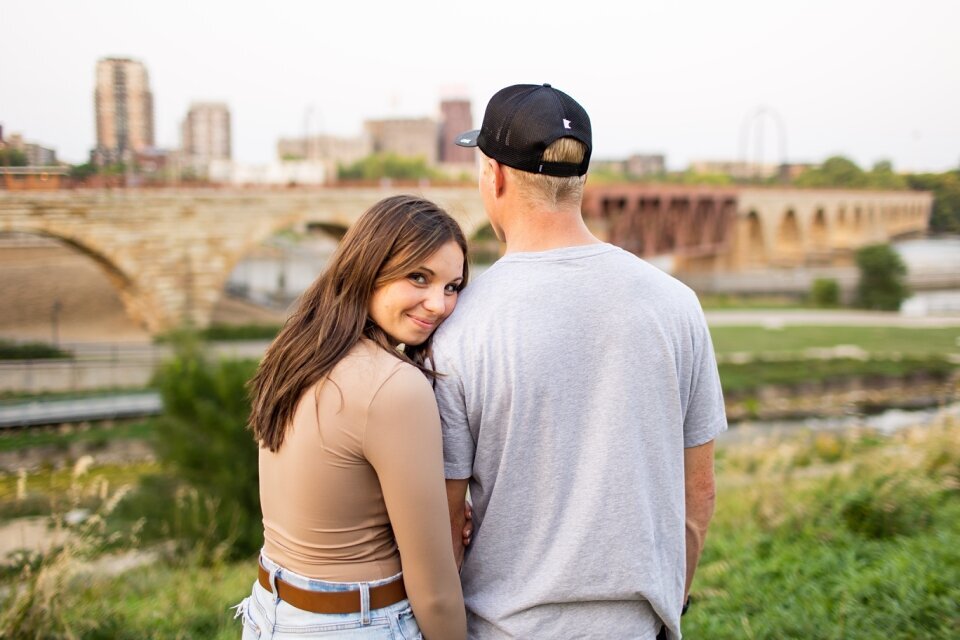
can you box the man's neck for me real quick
[501,210,602,254]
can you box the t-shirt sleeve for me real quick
[363,365,466,640]
[683,307,728,448]
[432,337,475,479]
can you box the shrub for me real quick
[0,340,71,360]
[201,323,282,341]
[855,244,909,311]
[151,338,261,558]
[155,324,282,343]
[809,278,840,307]
[838,474,936,539]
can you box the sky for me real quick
[2,0,958,172]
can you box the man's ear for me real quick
[490,159,506,198]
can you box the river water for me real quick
[894,237,960,315]
[720,400,960,445]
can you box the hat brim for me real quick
[454,129,480,148]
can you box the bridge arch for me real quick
[810,207,829,249]
[833,205,854,248]
[208,215,334,324]
[0,228,155,334]
[303,221,350,241]
[739,210,766,266]
[468,222,503,266]
[774,209,803,264]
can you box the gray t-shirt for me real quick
[433,243,727,640]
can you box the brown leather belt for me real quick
[257,563,407,614]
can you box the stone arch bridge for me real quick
[0,185,931,333]
[582,186,931,273]
[0,187,488,333]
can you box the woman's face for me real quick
[368,239,465,346]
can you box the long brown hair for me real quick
[248,195,469,451]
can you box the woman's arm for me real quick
[364,365,467,640]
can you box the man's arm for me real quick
[684,439,717,600]
[446,478,469,569]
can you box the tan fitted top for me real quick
[259,339,465,639]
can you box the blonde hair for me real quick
[505,137,588,208]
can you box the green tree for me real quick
[867,159,908,189]
[810,278,840,308]
[795,156,869,188]
[0,148,28,166]
[338,153,439,181]
[855,244,909,311]
[907,170,960,234]
[69,162,98,181]
[152,338,261,557]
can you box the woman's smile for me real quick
[368,239,465,346]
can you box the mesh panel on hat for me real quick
[477,84,591,177]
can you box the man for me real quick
[433,83,725,639]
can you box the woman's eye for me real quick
[444,283,461,294]
[408,273,427,285]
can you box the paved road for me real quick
[704,309,960,327]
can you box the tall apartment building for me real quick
[181,102,232,172]
[364,118,439,166]
[94,57,155,165]
[438,98,473,164]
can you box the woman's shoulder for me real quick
[336,340,431,402]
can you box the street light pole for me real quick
[51,298,62,346]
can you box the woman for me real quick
[236,195,468,639]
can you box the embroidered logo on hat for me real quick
[563,119,572,130]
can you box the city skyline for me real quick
[2,0,958,172]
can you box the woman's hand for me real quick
[461,501,473,549]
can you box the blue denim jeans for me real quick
[234,552,422,639]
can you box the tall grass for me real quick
[0,457,142,638]
[0,457,241,638]
[2,420,957,637]
[684,420,960,639]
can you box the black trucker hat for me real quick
[455,83,591,177]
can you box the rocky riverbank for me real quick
[725,370,959,421]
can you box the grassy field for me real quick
[699,294,809,310]
[709,325,960,357]
[44,558,253,640]
[0,386,153,403]
[0,420,154,454]
[683,422,960,638]
[1,327,957,637]
[2,420,957,638]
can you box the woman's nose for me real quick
[422,286,446,314]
